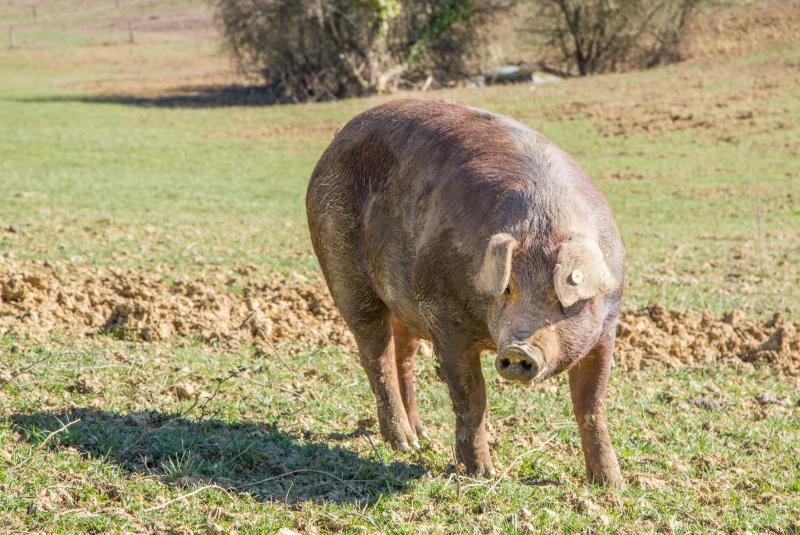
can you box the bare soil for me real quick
[2,259,797,376]
[0,259,352,349]
[543,54,800,140]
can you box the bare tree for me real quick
[526,0,702,76]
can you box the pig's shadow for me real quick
[10,408,424,505]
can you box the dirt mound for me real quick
[616,303,799,376]
[0,259,353,349]
[1,260,798,375]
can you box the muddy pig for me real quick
[306,99,624,485]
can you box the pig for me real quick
[306,99,624,486]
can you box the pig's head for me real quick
[476,232,618,383]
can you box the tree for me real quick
[526,0,702,76]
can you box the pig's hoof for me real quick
[463,464,496,477]
[380,417,418,452]
[476,464,496,477]
[588,470,625,488]
[410,419,429,442]
[463,463,495,478]
[390,433,419,451]
[456,445,495,477]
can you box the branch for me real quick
[8,418,82,471]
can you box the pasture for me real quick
[1,1,799,532]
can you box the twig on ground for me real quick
[487,432,557,493]
[0,352,53,387]
[37,418,81,450]
[638,401,671,457]
[197,368,241,419]
[8,418,81,471]
[256,332,295,373]
[235,469,365,498]
[453,444,462,499]
[142,484,229,513]
[227,442,254,466]
[364,432,402,486]
[365,433,387,467]
[53,507,98,519]
[177,366,243,420]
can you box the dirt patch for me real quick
[541,38,799,140]
[1,260,798,375]
[616,303,799,377]
[0,259,352,349]
[599,170,646,182]
[548,89,791,139]
[226,120,341,142]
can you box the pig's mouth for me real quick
[495,343,548,384]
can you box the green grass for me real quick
[2,36,798,314]
[1,2,800,532]
[1,337,799,533]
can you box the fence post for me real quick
[8,26,15,49]
[127,21,134,43]
[32,4,37,20]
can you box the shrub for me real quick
[214,0,507,102]
[524,0,703,76]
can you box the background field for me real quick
[1,1,799,533]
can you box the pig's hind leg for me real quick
[391,315,428,441]
[309,216,417,449]
[337,295,419,450]
[357,311,419,450]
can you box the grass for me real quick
[2,35,798,314]
[1,1,799,533]
[1,337,799,533]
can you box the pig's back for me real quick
[309,99,542,243]
[307,100,619,331]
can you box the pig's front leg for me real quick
[568,336,623,486]
[437,342,496,476]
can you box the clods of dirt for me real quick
[1,259,798,376]
[755,392,779,406]
[687,398,721,411]
[615,302,800,376]
[0,258,352,350]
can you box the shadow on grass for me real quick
[10,408,424,505]
[16,85,281,108]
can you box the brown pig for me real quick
[306,99,624,485]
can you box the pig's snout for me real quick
[496,344,546,383]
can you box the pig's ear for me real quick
[554,238,617,307]
[476,233,518,296]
